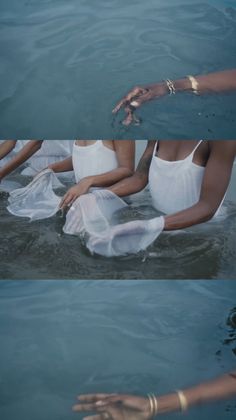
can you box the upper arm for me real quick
[200,141,236,213]
[114,140,135,171]
[135,140,156,182]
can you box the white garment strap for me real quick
[153,140,159,156]
[190,140,203,161]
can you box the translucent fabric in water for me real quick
[64,190,164,257]
[7,169,63,221]
[0,180,22,193]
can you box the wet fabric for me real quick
[7,170,164,256]
[7,169,63,221]
[0,180,22,193]
[149,141,206,214]
[64,189,165,257]
[72,141,118,182]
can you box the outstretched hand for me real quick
[73,394,152,420]
[112,83,168,126]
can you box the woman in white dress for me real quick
[48,140,135,208]
[0,140,73,182]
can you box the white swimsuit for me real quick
[72,140,118,183]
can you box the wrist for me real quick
[173,77,192,93]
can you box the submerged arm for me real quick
[0,140,43,180]
[164,141,236,230]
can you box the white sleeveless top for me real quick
[149,141,207,214]
[72,140,119,183]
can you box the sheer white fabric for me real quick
[64,190,164,257]
[7,169,63,221]
[0,180,22,193]
[7,171,164,256]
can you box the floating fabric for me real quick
[7,169,63,221]
[0,180,22,193]
[7,171,165,256]
[64,189,165,257]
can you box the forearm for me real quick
[48,157,73,173]
[164,201,216,231]
[85,167,133,190]
[173,69,236,95]
[108,173,148,197]
[0,140,17,160]
[156,371,236,415]
[0,140,43,179]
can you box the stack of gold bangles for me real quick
[147,394,159,418]
[147,390,188,417]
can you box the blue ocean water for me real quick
[0,0,236,139]
[0,280,235,420]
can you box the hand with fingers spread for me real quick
[112,83,169,126]
[60,178,92,209]
[73,394,152,420]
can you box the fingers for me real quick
[78,394,113,403]
[112,86,147,114]
[73,403,101,412]
[60,192,77,209]
[82,415,103,420]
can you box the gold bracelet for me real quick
[187,75,199,95]
[147,394,159,417]
[176,390,188,413]
[165,79,176,95]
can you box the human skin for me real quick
[112,69,236,125]
[0,140,43,181]
[49,140,135,209]
[108,140,236,231]
[0,140,17,160]
[73,371,236,419]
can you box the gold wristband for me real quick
[187,75,199,95]
[148,394,159,417]
[176,390,188,413]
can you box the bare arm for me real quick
[164,141,236,230]
[74,370,236,419]
[108,141,156,196]
[0,140,43,180]
[60,140,136,209]
[0,140,17,160]
[113,69,236,125]
[48,157,73,173]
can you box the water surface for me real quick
[0,0,236,138]
[0,280,235,420]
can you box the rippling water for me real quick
[0,0,236,138]
[0,141,236,280]
[0,280,235,420]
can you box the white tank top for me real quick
[72,140,119,183]
[149,141,206,214]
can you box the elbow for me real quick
[198,201,219,223]
[121,167,135,178]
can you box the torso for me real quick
[73,140,118,182]
[149,140,212,214]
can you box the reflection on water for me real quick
[0,0,236,138]
[0,280,235,420]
